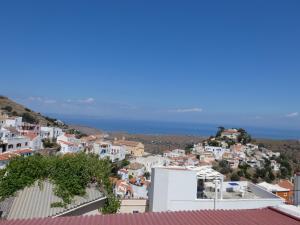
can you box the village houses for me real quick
[114,139,144,157]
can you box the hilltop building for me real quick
[221,129,240,140]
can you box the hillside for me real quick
[0,96,61,127]
[255,139,300,160]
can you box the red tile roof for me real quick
[222,129,240,134]
[0,152,18,161]
[0,208,299,225]
[24,132,38,141]
[57,140,76,146]
[0,149,33,161]
[278,179,294,191]
[13,149,33,155]
[64,133,75,138]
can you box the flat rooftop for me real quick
[200,181,279,200]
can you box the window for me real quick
[16,143,22,148]
[133,210,139,213]
[8,144,13,149]
[25,142,28,146]
[197,179,205,199]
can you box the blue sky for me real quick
[0,0,300,129]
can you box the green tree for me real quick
[207,140,220,147]
[144,172,150,180]
[11,111,18,116]
[237,129,252,144]
[22,112,37,124]
[237,170,244,177]
[184,144,194,154]
[230,172,240,181]
[2,106,12,112]
[0,153,120,213]
[218,160,231,175]
[101,194,121,214]
[216,126,225,137]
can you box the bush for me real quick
[217,160,232,175]
[230,172,240,181]
[22,112,37,124]
[0,153,118,213]
[144,172,150,180]
[2,106,13,112]
[207,140,220,147]
[50,201,66,208]
[11,111,18,116]
[42,139,56,148]
[101,194,120,214]
[237,170,244,177]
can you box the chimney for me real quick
[294,172,300,206]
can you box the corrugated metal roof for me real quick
[1,208,299,225]
[6,180,104,220]
[0,197,15,219]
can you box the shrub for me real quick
[101,194,120,214]
[230,172,240,181]
[22,112,37,124]
[2,106,12,112]
[0,153,119,213]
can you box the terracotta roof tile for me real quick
[278,179,294,191]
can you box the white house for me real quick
[221,129,240,140]
[57,133,82,154]
[40,126,63,139]
[204,146,228,160]
[24,133,43,151]
[149,166,284,212]
[118,169,129,181]
[125,162,145,177]
[4,117,23,128]
[271,160,280,172]
[58,140,81,154]
[0,128,30,153]
[18,123,40,136]
[133,155,168,173]
[193,143,204,153]
[93,141,126,162]
[163,149,186,158]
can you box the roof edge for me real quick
[52,196,107,218]
[268,206,300,221]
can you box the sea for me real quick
[54,116,300,140]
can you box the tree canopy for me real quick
[0,153,120,213]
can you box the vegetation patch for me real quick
[0,153,120,213]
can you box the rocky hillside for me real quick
[0,96,60,126]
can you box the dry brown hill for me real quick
[0,95,59,126]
